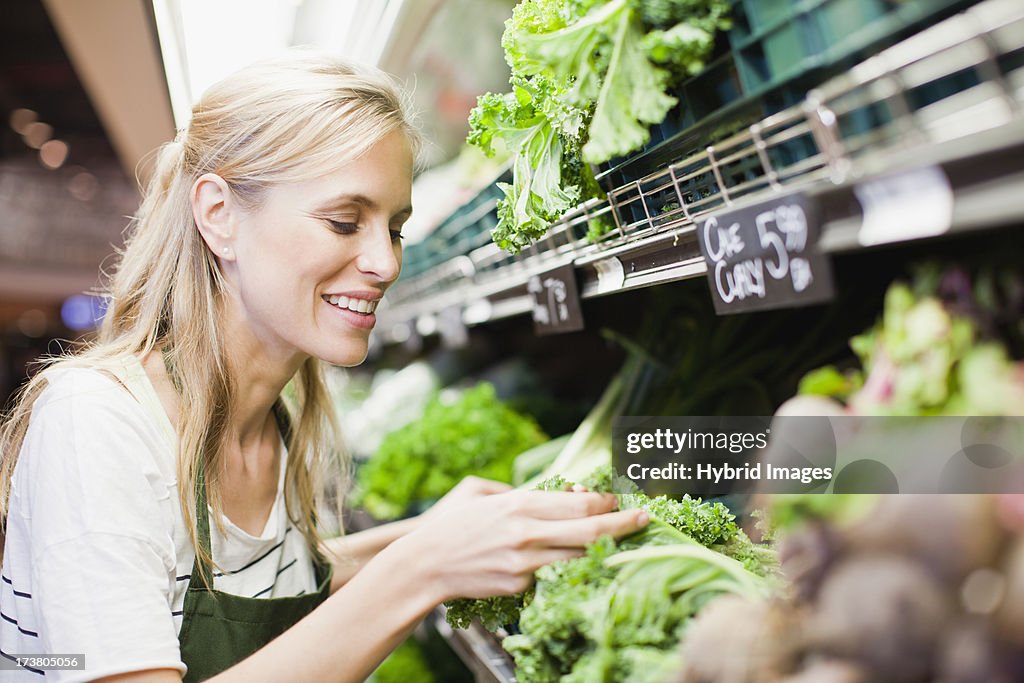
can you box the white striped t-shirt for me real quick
[1,357,317,682]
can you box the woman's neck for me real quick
[219,301,307,454]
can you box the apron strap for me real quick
[163,348,326,587]
[186,398,295,578]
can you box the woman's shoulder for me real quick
[17,357,177,507]
[27,355,174,446]
[33,357,142,414]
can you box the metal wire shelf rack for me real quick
[378,0,1024,343]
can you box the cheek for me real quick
[236,235,324,319]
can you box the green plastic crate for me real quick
[399,173,508,279]
[730,0,971,93]
[600,0,976,187]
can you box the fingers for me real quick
[525,509,650,548]
[522,547,586,572]
[498,548,585,594]
[462,476,513,495]
[509,490,619,520]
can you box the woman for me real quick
[0,54,647,682]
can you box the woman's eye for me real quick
[326,220,359,234]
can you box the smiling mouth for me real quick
[323,294,380,315]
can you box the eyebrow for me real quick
[320,193,413,219]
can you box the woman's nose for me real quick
[355,227,401,283]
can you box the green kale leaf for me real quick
[353,383,547,520]
[468,0,730,251]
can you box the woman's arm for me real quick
[216,530,444,683]
[95,537,435,683]
[96,489,647,683]
[322,476,513,592]
[320,516,419,592]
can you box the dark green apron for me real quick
[177,401,333,682]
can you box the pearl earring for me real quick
[221,247,230,256]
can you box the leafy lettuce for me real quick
[469,0,731,252]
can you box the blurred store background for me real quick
[0,0,513,405]
[5,1,1024,681]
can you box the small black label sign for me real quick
[696,192,834,314]
[528,263,585,335]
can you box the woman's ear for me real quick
[192,173,237,260]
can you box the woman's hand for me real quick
[396,489,649,603]
[419,475,513,524]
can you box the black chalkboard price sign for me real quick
[696,192,835,314]
[528,263,585,335]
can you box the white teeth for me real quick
[326,294,378,314]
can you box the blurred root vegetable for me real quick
[806,556,952,683]
[935,622,1006,683]
[994,539,1024,645]
[676,595,796,683]
[778,660,869,683]
[777,521,842,603]
[842,495,1003,584]
[773,395,847,417]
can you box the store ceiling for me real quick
[0,0,514,320]
[0,0,109,160]
[0,0,171,314]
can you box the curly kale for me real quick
[444,594,530,632]
[535,474,574,491]
[579,463,639,493]
[469,79,590,252]
[503,536,620,683]
[353,383,547,520]
[501,469,774,682]
[631,0,733,31]
[469,0,730,252]
[445,465,775,644]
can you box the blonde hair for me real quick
[0,53,421,582]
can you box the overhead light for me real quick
[9,108,37,134]
[23,121,53,149]
[61,294,107,331]
[68,170,100,201]
[151,0,194,129]
[152,0,302,128]
[151,0,411,130]
[17,310,49,338]
[40,140,69,169]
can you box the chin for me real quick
[313,342,369,368]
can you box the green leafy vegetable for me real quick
[444,594,528,632]
[353,383,547,520]
[797,275,1024,415]
[521,353,644,488]
[513,434,574,486]
[370,638,436,683]
[469,0,731,252]
[470,80,587,251]
[498,468,774,682]
[445,465,777,683]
